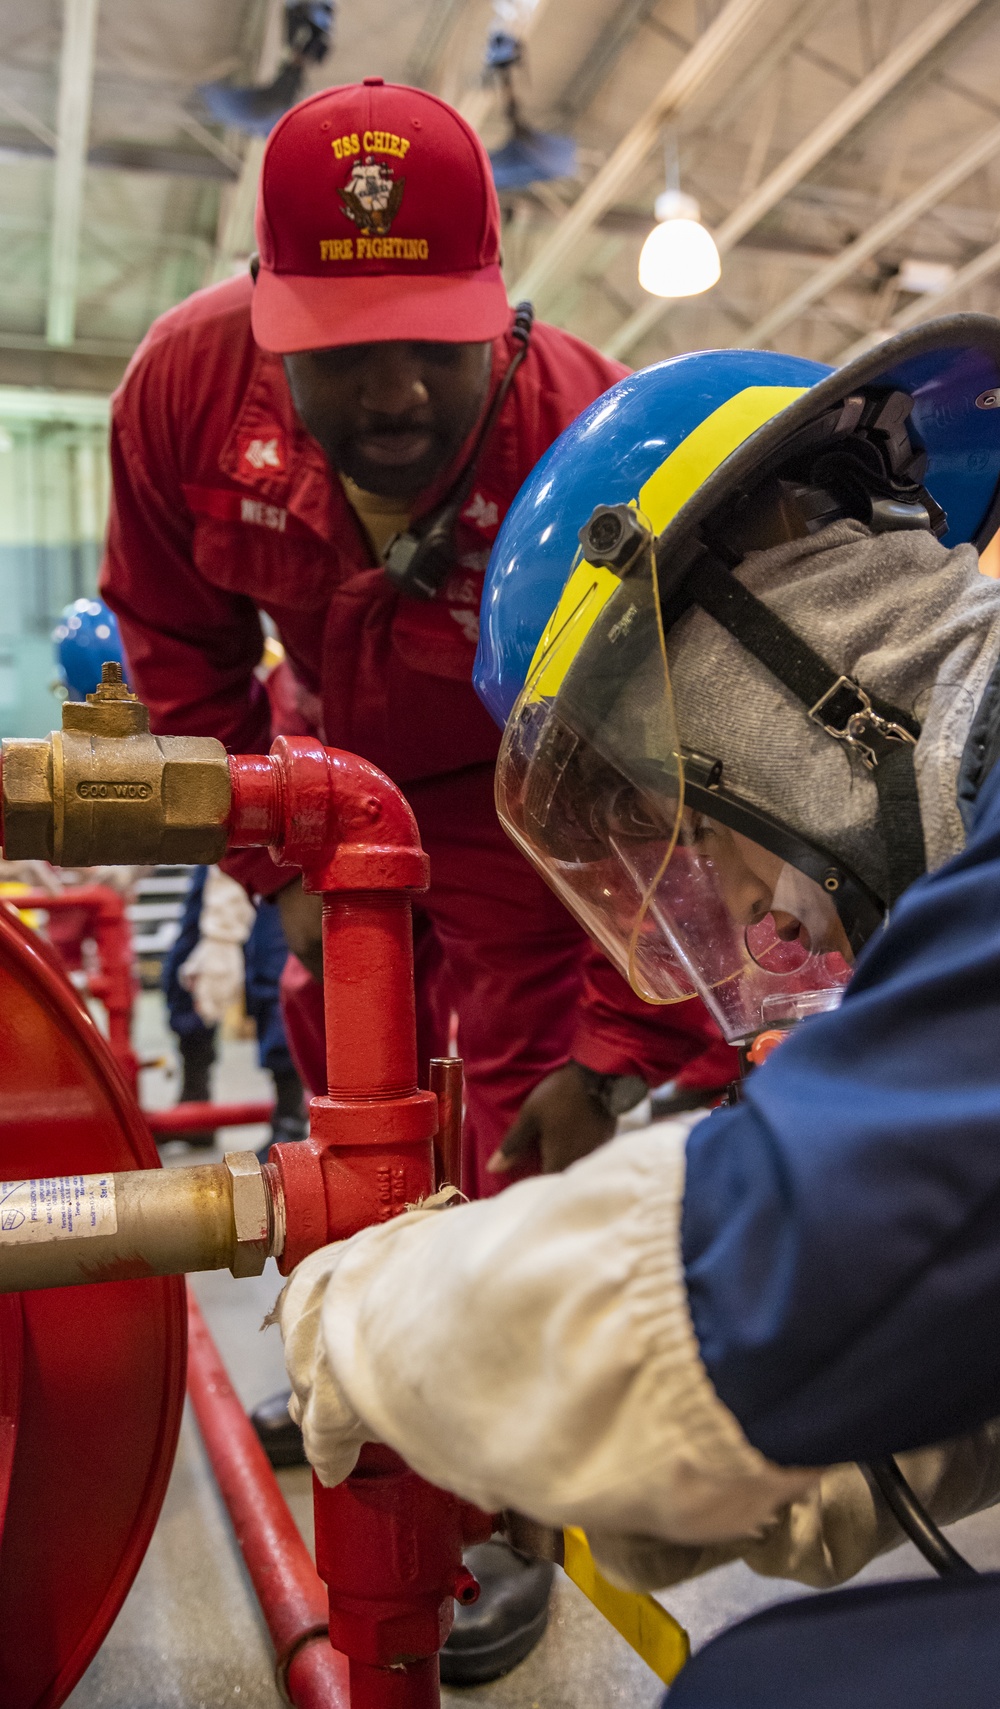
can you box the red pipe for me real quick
[147,1100,274,1135]
[322,893,417,1098]
[225,736,494,1708]
[228,752,283,847]
[186,1291,349,1708]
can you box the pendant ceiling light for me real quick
[638,187,721,299]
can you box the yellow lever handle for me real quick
[561,1527,689,1686]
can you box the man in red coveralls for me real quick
[102,79,734,1681]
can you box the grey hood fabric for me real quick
[664,519,1000,901]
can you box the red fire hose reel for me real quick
[0,725,490,1709]
[0,900,186,1709]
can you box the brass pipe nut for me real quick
[224,1152,272,1278]
[1,739,55,859]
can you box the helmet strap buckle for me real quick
[808,674,918,771]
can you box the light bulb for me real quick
[638,190,721,299]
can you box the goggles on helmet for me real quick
[497,507,883,1046]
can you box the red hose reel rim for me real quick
[0,900,186,1709]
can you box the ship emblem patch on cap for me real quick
[339,157,405,236]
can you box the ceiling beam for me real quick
[557,0,665,122]
[703,0,831,136]
[506,0,780,309]
[743,116,1000,347]
[602,0,987,358]
[47,0,100,348]
[405,0,471,88]
[207,0,286,283]
[0,329,133,358]
[0,345,127,394]
[0,129,238,179]
[835,232,1000,363]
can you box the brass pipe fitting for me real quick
[1,663,231,865]
[0,1152,284,1293]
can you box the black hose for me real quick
[868,1455,977,1579]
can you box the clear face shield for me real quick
[496,524,866,1045]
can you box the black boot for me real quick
[257,1067,308,1162]
[171,1029,217,1149]
[440,1539,554,1685]
[250,1390,306,1467]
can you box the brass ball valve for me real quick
[1,662,232,866]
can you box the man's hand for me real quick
[277,876,324,983]
[488,1062,620,1176]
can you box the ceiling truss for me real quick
[1,0,1000,387]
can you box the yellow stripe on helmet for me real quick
[637,384,808,532]
[524,559,622,704]
[523,383,809,705]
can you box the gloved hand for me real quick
[275,1243,370,1487]
[179,937,247,1027]
[178,866,255,1025]
[488,1061,640,1176]
[277,876,324,983]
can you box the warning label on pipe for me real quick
[0,1174,117,1243]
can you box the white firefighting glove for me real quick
[178,867,255,1027]
[587,1416,1000,1591]
[275,1243,370,1486]
[275,1188,464,1487]
[273,1118,1000,1594]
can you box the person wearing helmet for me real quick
[52,597,125,701]
[275,316,1000,1704]
[99,80,735,1680]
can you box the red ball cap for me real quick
[252,78,511,353]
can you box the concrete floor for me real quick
[65,994,1000,1708]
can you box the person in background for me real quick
[162,865,307,1156]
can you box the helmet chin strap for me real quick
[650,389,940,910]
[668,544,927,908]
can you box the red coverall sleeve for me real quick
[100,367,284,896]
[570,943,739,1090]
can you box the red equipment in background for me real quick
[11,882,274,1135]
[13,883,142,1089]
[0,899,186,1709]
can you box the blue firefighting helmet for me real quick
[474,316,1000,1043]
[52,599,126,701]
